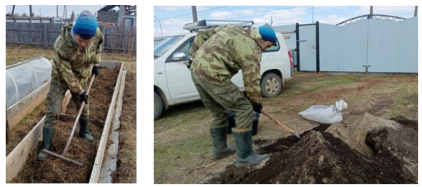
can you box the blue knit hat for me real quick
[259,23,277,46]
[73,10,97,39]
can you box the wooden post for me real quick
[43,24,48,48]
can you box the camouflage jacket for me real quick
[190,24,265,104]
[51,23,103,94]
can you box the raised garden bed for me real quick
[6,61,126,183]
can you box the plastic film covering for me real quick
[6,57,52,108]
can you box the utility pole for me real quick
[119,5,126,26]
[312,6,314,23]
[56,5,58,17]
[29,5,32,18]
[415,6,418,17]
[271,16,273,26]
[12,5,15,16]
[154,16,163,38]
[369,6,373,19]
[191,6,198,22]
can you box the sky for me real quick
[5,5,118,18]
[154,6,417,37]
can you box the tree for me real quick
[70,10,75,22]
[22,13,28,17]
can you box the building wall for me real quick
[97,11,119,23]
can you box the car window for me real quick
[263,39,280,53]
[166,36,195,62]
[176,37,194,57]
[154,35,184,58]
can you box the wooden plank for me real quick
[7,81,49,129]
[43,24,48,48]
[61,90,72,114]
[99,70,127,183]
[89,62,123,183]
[6,116,45,182]
[7,88,48,130]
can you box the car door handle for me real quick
[157,72,163,75]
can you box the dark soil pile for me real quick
[202,115,417,184]
[9,68,118,183]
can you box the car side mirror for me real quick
[172,52,187,61]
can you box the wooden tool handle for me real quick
[62,75,96,155]
[261,110,295,134]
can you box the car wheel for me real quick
[154,92,164,120]
[260,72,283,98]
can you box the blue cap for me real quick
[73,10,97,38]
[259,23,277,46]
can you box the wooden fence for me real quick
[6,22,136,52]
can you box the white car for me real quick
[154,30,293,120]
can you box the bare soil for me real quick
[9,68,118,183]
[202,113,417,184]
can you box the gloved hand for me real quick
[80,91,89,104]
[183,58,193,70]
[92,65,99,76]
[252,103,263,114]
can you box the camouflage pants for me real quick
[191,73,254,129]
[44,82,89,129]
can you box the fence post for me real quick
[316,21,320,73]
[100,26,106,50]
[43,24,48,48]
[295,23,300,71]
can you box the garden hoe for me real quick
[261,110,301,140]
[43,75,96,167]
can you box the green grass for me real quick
[154,102,209,134]
[385,83,418,120]
[154,130,212,183]
[280,73,359,98]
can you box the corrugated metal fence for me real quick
[320,17,417,73]
[6,22,136,52]
[274,17,417,73]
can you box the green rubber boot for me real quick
[210,126,236,160]
[232,128,268,167]
[79,117,94,142]
[37,126,55,161]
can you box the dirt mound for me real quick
[327,113,418,182]
[326,113,399,157]
[202,114,417,184]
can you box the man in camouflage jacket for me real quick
[190,23,277,167]
[38,10,103,161]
